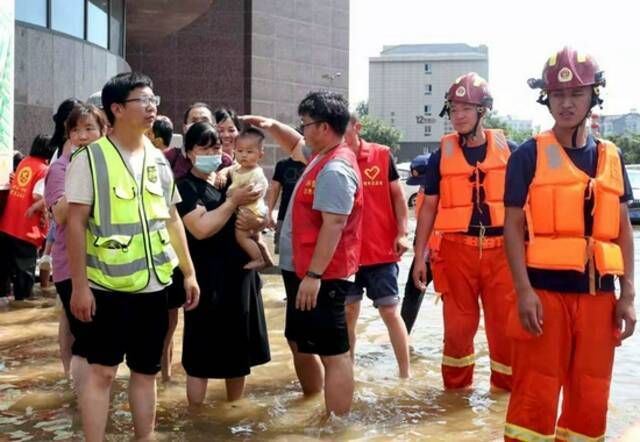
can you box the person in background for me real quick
[266,156,305,254]
[0,134,54,300]
[147,115,174,150]
[214,108,242,159]
[400,154,434,334]
[45,102,106,386]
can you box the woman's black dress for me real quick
[176,172,270,379]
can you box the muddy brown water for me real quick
[1,225,638,441]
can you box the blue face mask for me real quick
[194,154,222,174]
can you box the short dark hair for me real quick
[298,91,350,136]
[152,116,174,147]
[50,98,82,152]
[236,126,265,150]
[184,121,220,152]
[13,151,25,171]
[183,102,213,125]
[29,134,54,159]
[102,72,154,125]
[214,107,243,130]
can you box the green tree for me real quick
[359,115,402,152]
[483,110,537,144]
[607,133,640,165]
[356,100,369,118]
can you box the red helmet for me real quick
[528,47,605,92]
[445,72,493,109]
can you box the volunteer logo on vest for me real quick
[18,167,32,187]
[303,179,316,195]
[147,165,158,183]
[364,166,383,186]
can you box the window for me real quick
[424,63,432,74]
[390,118,395,124]
[88,0,109,48]
[110,0,125,55]
[424,105,432,116]
[424,84,432,95]
[16,0,47,27]
[390,111,395,116]
[424,125,432,136]
[52,0,85,39]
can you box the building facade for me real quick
[14,0,128,153]
[369,43,488,161]
[12,0,349,173]
[599,112,640,137]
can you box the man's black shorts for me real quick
[56,279,90,358]
[86,288,169,375]
[282,270,351,357]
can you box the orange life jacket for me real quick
[433,129,510,232]
[526,131,624,280]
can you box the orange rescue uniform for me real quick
[431,129,513,390]
[505,131,625,442]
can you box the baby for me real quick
[220,127,274,269]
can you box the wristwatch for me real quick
[305,270,322,279]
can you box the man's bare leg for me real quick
[186,376,208,405]
[379,304,411,378]
[345,302,361,362]
[161,308,179,382]
[79,364,117,442]
[287,340,324,395]
[128,371,157,440]
[321,352,354,416]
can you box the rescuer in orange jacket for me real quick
[413,72,518,390]
[503,47,637,442]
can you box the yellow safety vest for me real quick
[78,136,178,292]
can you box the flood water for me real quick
[1,222,639,441]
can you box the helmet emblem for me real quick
[558,67,573,83]
[455,86,466,97]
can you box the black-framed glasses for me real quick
[123,95,161,107]
[297,120,325,134]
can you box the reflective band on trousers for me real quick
[442,353,475,367]
[490,359,512,375]
[504,423,555,442]
[556,427,605,442]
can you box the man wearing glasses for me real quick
[65,72,199,441]
[242,90,363,415]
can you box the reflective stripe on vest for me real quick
[526,131,624,281]
[434,129,510,232]
[83,137,178,292]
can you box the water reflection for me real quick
[1,227,639,440]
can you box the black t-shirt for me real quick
[387,152,400,181]
[504,135,634,293]
[424,138,518,236]
[272,158,306,220]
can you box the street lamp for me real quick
[321,72,342,89]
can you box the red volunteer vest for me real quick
[0,156,49,247]
[292,144,363,280]
[357,141,399,265]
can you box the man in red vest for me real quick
[343,113,411,378]
[242,91,363,415]
[413,73,518,391]
[0,134,53,300]
[503,47,636,442]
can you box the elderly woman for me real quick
[175,121,270,403]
